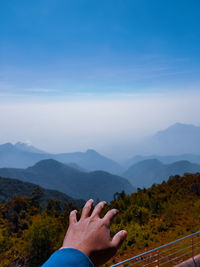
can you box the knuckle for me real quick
[89,216,96,223]
[102,219,109,227]
[99,204,104,209]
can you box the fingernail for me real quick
[71,209,77,214]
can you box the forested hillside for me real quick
[0,177,84,208]
[108,172,200,265]
[1,173,200,266]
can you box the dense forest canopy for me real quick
[1,172,200,266]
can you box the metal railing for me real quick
[111,231,200,267]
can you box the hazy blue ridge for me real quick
[127,154,200,167]
[0,159,135,202]
[124,159,200,188]
[0,143,123,174]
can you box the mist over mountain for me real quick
[152,123,200,154]
[0,159,134,201]
[1,122,200,176]
[127,154,200,167]
[53,149,123,174]
[0,142,49,168]
[124,159,200,188]
[0,142,46,154]
[0,143,123,174]
[67,162,87,172]
[0,176,84,207]
[130,123,200,156]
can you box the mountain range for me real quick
[2,122,200,172]
[0,143,123,174]
[0,159,135,201]
[124,159,200,188]
[1,122,200,197]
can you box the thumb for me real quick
[111,230,127,249]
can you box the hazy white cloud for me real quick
[25,88,59,93]
[0,90,200,160]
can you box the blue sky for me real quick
[0,1,200,158]
[0,0,200,99]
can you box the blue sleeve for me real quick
[42,248,94,267]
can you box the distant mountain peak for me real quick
[147,122,200,155]
[16,141,31,146]
[31,159,63,168]
[86,149,98,154]
[158,123,200,134]
[28,159,79,174]
[173,122,190,127]
[134,159,164,169]
[171,122,199,129]
[14,142,46,154]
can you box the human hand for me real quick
[60,199,127,266]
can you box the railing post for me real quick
[157,250,160,267]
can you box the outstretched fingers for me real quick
[111,230,127,249]
[103,209,118,227]
[69,210,77,225]
[81,199,94,219]
[91,201,107,218]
